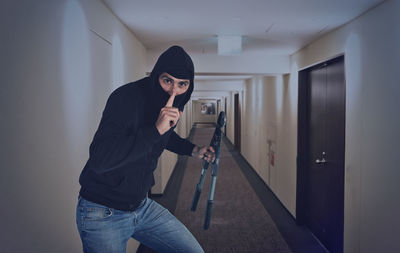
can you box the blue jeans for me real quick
[76,196,204,253]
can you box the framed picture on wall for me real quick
[200,102,216,115]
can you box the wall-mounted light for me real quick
[218,35,242,55]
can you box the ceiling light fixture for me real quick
[218,35,242,55]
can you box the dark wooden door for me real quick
[234,93,241,152]
[300,56,345,253]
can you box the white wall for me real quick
[152,150,178,194]
[186,100,194,134]
[194,79,245,92]
[239,75,297,216]
[226,92,235,142]
[147,49,290,74]
[277,73,298,216]
[289,1,400,252]
[242,76,265,176]
[0,0,146,252]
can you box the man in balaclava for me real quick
[76,46,213,253]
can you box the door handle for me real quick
[315,158,326,164]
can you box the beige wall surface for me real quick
[240,75,297,217]
[226,92,235,143]
[290,1,400,252]
[0,0,146,251]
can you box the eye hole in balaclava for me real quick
[149,46,195,112]
[158,73,190,97]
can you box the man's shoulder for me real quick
[114,77,148,93]
[110,77,149,101]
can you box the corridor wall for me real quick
[0,0,146,252]
[226,92,235,142]
[238,3,400,252]
[240,75,297,217]
[289,1,400,252]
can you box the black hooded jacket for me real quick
[79,46,195,211]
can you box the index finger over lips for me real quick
[166,93,176,107]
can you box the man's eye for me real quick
[163,78,173,84]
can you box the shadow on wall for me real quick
[62,2,141,251]
[60,1,94,251]
[1,0,90,252]
[62,0,92,167]
[343,32,363,253]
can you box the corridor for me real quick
[140,125,325,253]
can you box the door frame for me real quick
[296,54,346,225]
[224,97,227,135]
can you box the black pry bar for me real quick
[190,111,226,230]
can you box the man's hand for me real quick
[192,145,215,163]
[156,93,182,135]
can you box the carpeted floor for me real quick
[193,123,216,128]
[172,127,292,253]
[138,126,325,253]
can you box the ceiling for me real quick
[102,0,383,55]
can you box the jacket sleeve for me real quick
[166,131,195,156]
[88,89,161,174]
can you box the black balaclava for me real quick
[149,46,195,113]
